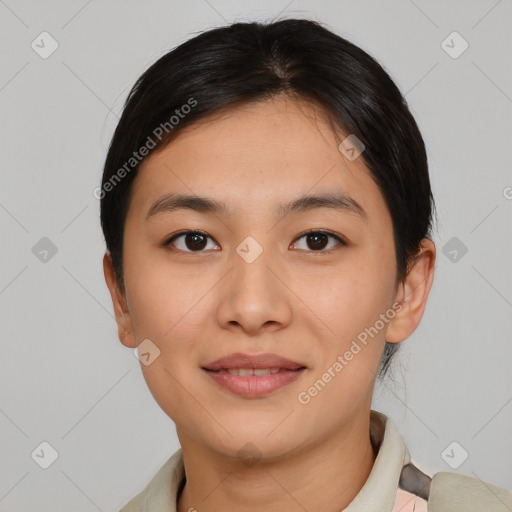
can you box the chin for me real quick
[208,428,303,462]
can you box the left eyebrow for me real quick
[278,192,367,220]
[145,191,367,221]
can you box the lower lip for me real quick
[202,368,306,398]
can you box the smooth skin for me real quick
[104,96,436,512]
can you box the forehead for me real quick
[127,97,389,225]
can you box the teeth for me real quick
[225,368,282,376]
[254,368,270,376]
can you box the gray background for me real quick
[0,0,511,510]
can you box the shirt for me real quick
[119,409,512,511]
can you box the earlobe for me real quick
[386,238,436,344]
[102,251,137,348]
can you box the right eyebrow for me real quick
[146,193,227,220]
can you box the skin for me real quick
[103,96,436,511]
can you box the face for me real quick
[104,96,431,462]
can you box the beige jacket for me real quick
[119,410,512,511]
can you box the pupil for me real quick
[308,233,327,250]
[186,232,207,250]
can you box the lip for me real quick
[203,352,306,371]
[202,352,307,398]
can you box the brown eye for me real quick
[306,232,329,250]
[164,230,219,252]
[163,229,346,254]
[291,230,346,252]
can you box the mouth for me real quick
[202,352,307,372]
[203,367,306,376]
[201,353,307,398]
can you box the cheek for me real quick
[299,251,394,339]
[123,248,201,341]
[125,262,209,422]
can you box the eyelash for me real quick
[161,229,347,254]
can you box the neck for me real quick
[176,411,376,512]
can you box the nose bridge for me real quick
[216,233,291,333]
[232,233,277,298]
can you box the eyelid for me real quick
[162,229,347,253]
[290,229,347,252]
[293,229,347,244]
[161,230,219,251]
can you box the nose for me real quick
[216,239,293,336]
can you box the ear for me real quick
[103,251,137,348]
[386,238,436,344]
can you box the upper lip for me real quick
[203,352,307,371]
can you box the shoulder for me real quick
[393,464,512,512]
[393,461,512,512]
[427,471,512,511]
[118,448,184,512]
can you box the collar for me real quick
[121,410,413,512]
[343,409,407,510]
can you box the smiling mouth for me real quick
[202,367,307,398]
[204,367,306,376]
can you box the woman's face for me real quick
[107,97,407,460]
